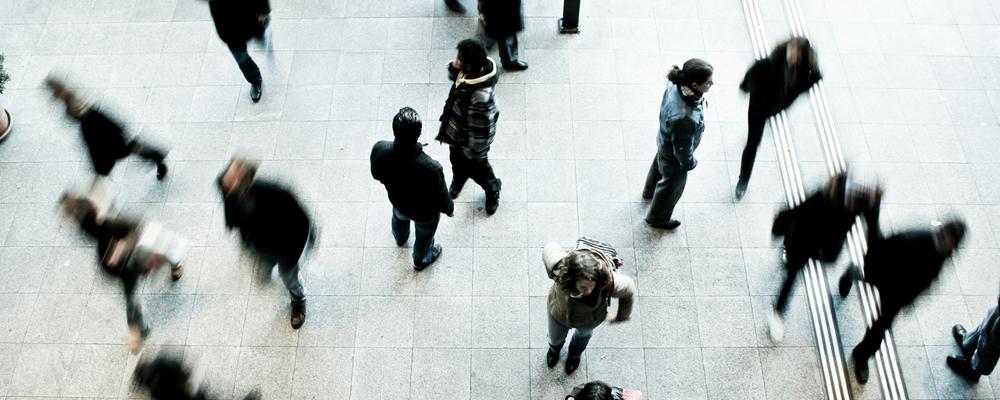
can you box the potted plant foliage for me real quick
[0,53,11,142]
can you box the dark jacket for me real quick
[437,59,500,160]
[80,109,133,176]
[863,230,948,305]
[479,0,523,38]
[221,180,312,266]
[209,0,270,45]
[740,55,822,117]
[657,84,704,171]
[134,356,203,400]
[772,189,880,265]
[371,140,454,221]
[73,208,149,295]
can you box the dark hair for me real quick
[666,58,713,86]
[392,107,422,143]
[771,36,816,67]
[557,250,611,295]
[574,381,614,400]
[457,38,488,73]
[941,219,967,248]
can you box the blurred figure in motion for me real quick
[134,354,261,400]
[769,172,881,342]
[839,218,967,383]
[207,0,272,102]
[736,37,822,200]
[948,294,1000,381]
[371,107,454,270]
[544,238,635,375]
[444,0,466,12]
[478,0,528,71]
[643,59,714,230]
[45,76,168,182]
[566,380,643,400]
[60,193,188,352]
[217,158,315,329]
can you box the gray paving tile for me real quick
[182,346,240,400]
[234,346,296,400]
[702,347,766,400]
[187,294,248,346]
[355,296,413,348]
[8,344,72,397]
[471,348,530,400]
[62,344,126,397]
[528,348,589,400]
[526,203,579,246]
[758,347,824,400]
[296,295,358,348]
[640,296,700,348]
[697,296,758,347]
[414,296,471,348]
[473,296,529,348]
[411,348,471,400]
[290,347,353,400]
[350,347,411,400]
[897,345,939,399]
[473,247,529,296]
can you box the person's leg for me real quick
[499,34,526,70]
[497,35,513,66]
[226,42,263,85]
[642,155,662,199]
[852,301,901,383]
[466,155,502,214]
[121,271,148,352]
[412,213,441,266]
[774,260,804,316]
[547,313,571,351]
[391,208,411,247]
[967,306,1000,374]
[737,108,768,192]
[128,139,168,180]
[277,258,307,329]
[567,326,596,359]
[645,151,688,225]
[448,146,470,198]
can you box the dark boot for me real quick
[735,179,748,201]
[852,347,870,384]
[646,219,681,230]
[564,356,580,375]
[444,0,465,12]
[414,244,443,271]
[504,60,529,71]
[546,348,560,368]
[947,355,981,381]
[485,185,501,215]
[251,83,263,103]
[839,265,861,298]
[156,162,168,180]
[952,324,967,348]
[449,179,466,199]
[290,302,306,329]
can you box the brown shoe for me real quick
[290,302,306,329]
[171,266,184,281]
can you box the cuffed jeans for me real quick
[962,306,1000,375]
[548,313,596,359]
[643,148,688,224]
[392,208,440,265]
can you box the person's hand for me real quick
[257,14,269,24]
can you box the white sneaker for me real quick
[769,311,785,343]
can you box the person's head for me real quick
[934,218,967,256]
[557,250,611,299]
[571,381,614,400]
[455,38,488,74]
[219,158,259,198]
[666,58,714,94]
[44,75,89,119]
[392,107,422,145]
[774,36,814,68]
[58,193,96,222]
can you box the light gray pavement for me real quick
[0,0,997,399]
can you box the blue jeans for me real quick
[548,313,596,359]
[391,208,440,265]
[963,305,1000,375]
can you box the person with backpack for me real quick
[947,293,1000,381]
[543,238,636,375]
[566,381,643,400]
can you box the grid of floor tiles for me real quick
[0,0,998,399]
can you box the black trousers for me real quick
[854,296,905,360]
[774,249,809,315]
[496,34,520,66]
[227,42,263,85]
[449,146,501,193]
[739,106,771,184]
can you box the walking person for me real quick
[478,0,528,71]
[769,172,881,341]
[543,238,636,375]
[736,37,822,200]
[839,218,966,383]
[948,294,1000,381]
[217,158,315,329]
[438,39,503,215]
[60,194,187,352]
[45,76,168,181]
[134,355,261,400]
[643,59,714,230]
[567,381,643,400]
[207,0,272,102]
[371,107,455,270]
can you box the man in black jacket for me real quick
[769,172,881,342]
[218,158,314,329]
[478,0,528,71]
[438,39,502,215]
[208,0,271,102]
[839,218,966,384]
[371,107,455,270]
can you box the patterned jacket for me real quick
[436,58,500,159]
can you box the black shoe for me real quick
[546,348,560,368]
[947,355,982,381]
[290,302,306,329]
[839,265,860,298]
[735,179,748,201]
[503,60,529,71]
[156,163,168,181]
[646,219,681,230]
[242,389,262,400]
[414,244,443,271]
[444,0,465,12]
[565,357,580,375]
[250,83,262,103]
[852,347,870,384]
[395,236,408,247]
[953,324,967,347]
[485,188,501,215]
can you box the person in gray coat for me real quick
[544,239,636,375]
[949,294,1000,381]
[643,59,714,230]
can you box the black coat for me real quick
[80,109,133,176]
[772,190,880,264]
[740,56,822,117]
[221,180,312,265]
[209,0,271,45]
[480,0,523,38]
[371,140,455,221]
[134,356,202,400]
[863,230,947,306]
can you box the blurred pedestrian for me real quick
[208,0,272,102]
[45,76,168,181]
[134,354,261,400]
[438,39,502,215]
[217,158,314,329]
[371,107,455,270]
[948,294,1000,381]
[567,381,643,400]
[60,194,187,352]
[839,218,966,383]
[544,238,635,375]
[736,37,822,200]
[643,59,714,230]
[478,0,528,71]
[769,172,881,341]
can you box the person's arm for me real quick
[610,271,636,321]
[465,89,498,159]
[669,118,698,171]
[543,242,567,280]
[739,61,765,94]
[438,169,455,216]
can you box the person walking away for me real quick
[544,238,636,375]
[371,107,455,270]
[45,76,168,181]
[769,172,881,341]
[478,0,528,71]
[643,59,714,230]
[839,218,966,383]
[948,294,1000,381]
[217,158,315,329]
[208,0,271,102]
[736,37,822,200]
[566,381,643,400]
[438,39,502,215]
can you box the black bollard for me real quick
[559,0,581,34]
